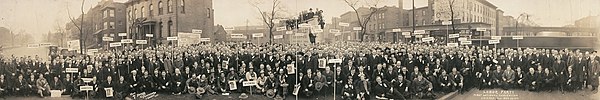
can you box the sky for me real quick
[0,0,599,42]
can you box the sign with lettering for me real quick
[118,33,127,36]
[299,24,311,28]
[27,44,40,48]
[447,43,459,47]
[136,40,148,44]
[121,39,133,43]
[338,22,350,27]
[392,29,402,32]
[146,34,154,37]
[192,29,203,34]
[460,40,472,45]
[80,86,93,91]
[328,59,342,64]
[167,37,178,40]
[512,36,524,40]
[313,29,324,33]
[274,35,284,39]
[243,81,257,86]
[476,28,487,32]
[402,32,411,36]
[286,31,294,34]
[329,29,341,33]
[276,27,287,31]
[353,27,362,31]
[422,37,434,42]
[449,34,460,38]
[199,38,210,42]
[458,37,468,41]
[491,36,501,40]
[252,33,264,37]
[489,39,500,44]
[109,42,122,47]
[224,26,235,31]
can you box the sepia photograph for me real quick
[0,0,600,100]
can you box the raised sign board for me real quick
[252,33,264,37]
[353,27,362,31]
[80,86,93,91]
[294,33,306,36]
[199,38,211,42]
[313,29,324,33]
[136,40,148,44]
[109,42,122,47]
[460,40,472,45]
[299,24,311,28]
[167,37,178,40]
[339,22,350,27]
[27,44,40,48]
[224,26,235,31]
[491,36,501,40]
[476,28,487,32]
[414,30,426,34]
[146,34,154,37]
[402,32,411,36]
[489,39,500,44]
[447,43,459,47]
[243,81,257,86]
[422,37,434,42]
[118,33,127,36]
[512,36,524,40]
[274,35,284,39]
[329,29,341,33]
[102,37,113,41]
[192,29,203,34]
[82,78,93,83]
[276,27,287,31]
[121,39,133,43]
[328,59,342,64]
[286,31,294,34]
[65,68,78,73]
[442,21,453,25]
[392,29,402,32]
[458,37,468,41]
[449,34,460,38]
[231,34,246,39]
[40,43,52,47]
[334,33,342,36]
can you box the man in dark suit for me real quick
[524,68,540,91]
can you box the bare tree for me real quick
[67,0,86,54]
[343,0,383,42]
[250,0,285,44]
[448,0,456,33]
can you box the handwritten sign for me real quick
[109,42,122,47]
[447,43,459,47]
[392,29,402,32]
[512,36,523,40]
[136,40,148,44]
[491,36,501,40]
[489,39,500,44]
[338,22,350,27]
[167,37,178,40]
[328,59,342,64]
[118,33,127,36]
[65,68,79,73]
[353,27,362,31]
[121,39,133,43]
[192,29,203,34]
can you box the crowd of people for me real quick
[0,42,598,99]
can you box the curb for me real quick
[437,91,458,100]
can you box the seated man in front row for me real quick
[411,74,434,99]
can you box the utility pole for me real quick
[412,0,415,43]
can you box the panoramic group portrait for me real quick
[0,0,599,100]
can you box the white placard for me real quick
[294,33,306,36]
[118,33,127,36]
[402,32,411,36]
[489,40,500,44]
[287,64,295,74]
[449,34,460,38]
[512,36,524,40]
[415,35,423,38]
[391,29,402,32]
[329,29,341,33]
[274,35,284,39]
[286,31,294,34]
[109,42,122,47]
[458,37,468,41]
[229,81,237,90]
[65,68,78,73]
[27,44,40,48]
[231,34,246,39]
[243,81,257,86]
[276,27,287,31]
[447,43,459,47]
[252,33,264,37]
[121,39,133,43]
[318,59,327,69]
[167,37,178,40]
[461,40,472,45]
[105,88,114,97]
[313,29,324,33]
[476,28,487,32]
[328,59,342,64]
[353,27,362,31]
[80,86,93,91]
[146,34,154,37]
[422,37,434,42]
[51,90,62,97]
[491,36,501,40]
[199,38,210,42]
[404,35,412,38]
[102,37,113,41]
[136,40,148,44]
[442,21,453,25]
[87,49,99,53]
[339,22,350,27]
[334,33,341,36]
[82,78,93,83]
[192,29,203,34]
[40,43,52,47]
[299,24,311,28]
[224,26,235,30]
[414,30,426,34]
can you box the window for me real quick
[149,4,153,17]
[134,8,138,19]
[181,0,185,13]
[168,0,172,13]
[128,10,131,20]
[110,22,115,29]
[109,10,114,17]
[104,22,108,29]
[141,6,145,18]
[158,1,163,15]
[207,8,211,18]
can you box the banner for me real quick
[338,22,350,27]
[392,29,402,32]
[353,27,362,31]
[476,28,487,32]
[177,33,201,46]
[414,30,426,34]
[458,37,468,41]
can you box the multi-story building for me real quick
[429,0,501,35]
[65,0,127,49]
[125,0,214,45]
